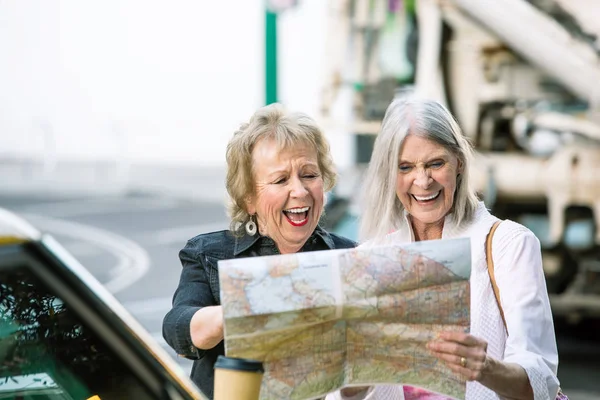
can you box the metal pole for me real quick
[265,7,278,105]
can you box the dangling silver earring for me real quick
[245,216,257,236]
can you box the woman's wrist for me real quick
[478,357,533,400]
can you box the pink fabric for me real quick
[403,386,456,400]
[403,385,568,400]
[556,389,569,400]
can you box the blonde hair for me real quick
[359,94,479,242]
[226,103,336,234]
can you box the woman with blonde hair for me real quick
[163,103,356,399]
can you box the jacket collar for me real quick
[233,225,335,256]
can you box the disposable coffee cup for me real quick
[214,356,264,400]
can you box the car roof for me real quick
[0,207,206,399]
[0,207,41,244]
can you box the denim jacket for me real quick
[162,226,356,399]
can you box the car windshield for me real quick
[0,262,154,400]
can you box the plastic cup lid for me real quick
[214,356,264,373]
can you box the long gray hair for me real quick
[359,94,479,242]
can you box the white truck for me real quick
[321,0,600,321]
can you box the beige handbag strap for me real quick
[486,220,507,334]
[486,225,567,398]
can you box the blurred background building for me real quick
[0,0,355,200]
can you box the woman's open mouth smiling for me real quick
[283,206,310,226]
[412,191,441,203]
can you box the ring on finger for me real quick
[460,357,467,368]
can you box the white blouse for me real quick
[327,202,560,400]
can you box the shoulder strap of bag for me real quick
[486,222,568,399]
[486,220,507,334]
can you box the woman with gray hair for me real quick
[328,94,560,400]
[162,103,356,399]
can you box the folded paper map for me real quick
[218,238,471,400]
